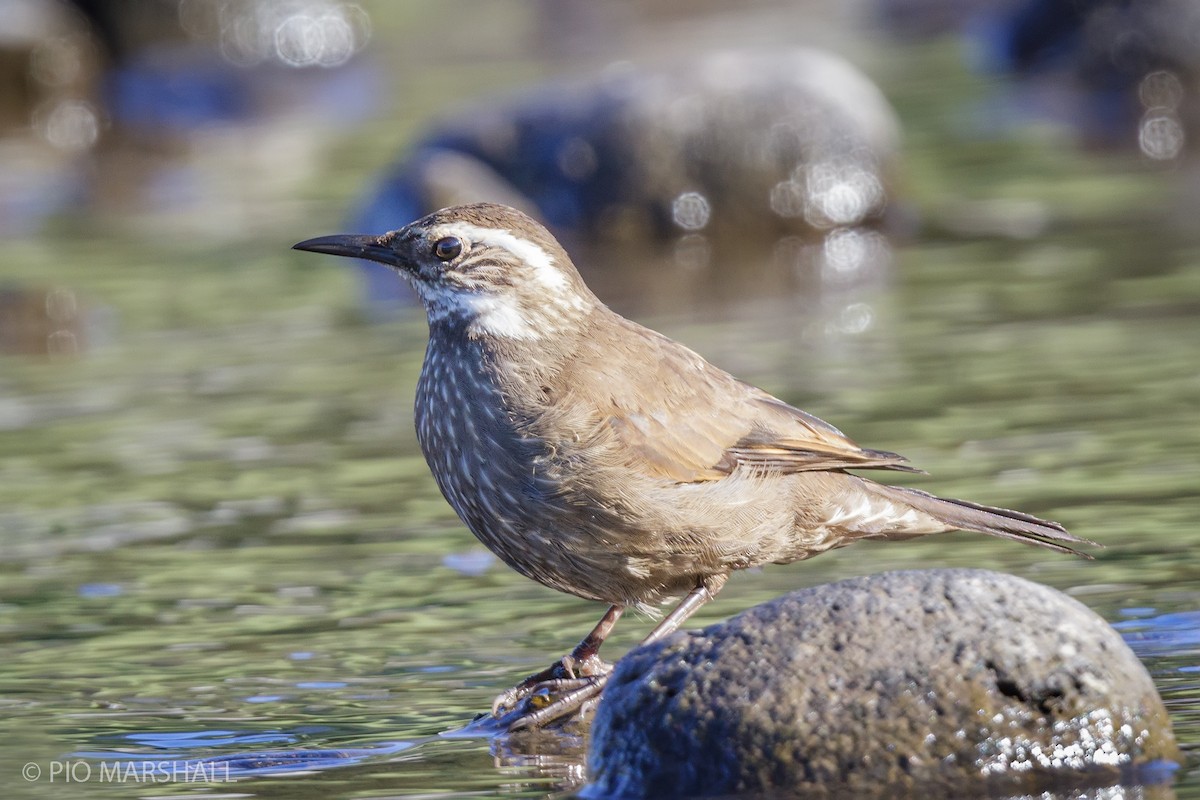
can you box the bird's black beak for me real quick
[292,233,401,267]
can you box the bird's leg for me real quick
[505,575,727,731]
[565,602,625,677]
[491,604,624,715]
[639,573,728,646]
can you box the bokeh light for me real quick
[802,159,885,228]
[1139,112,1184,162]
[671,191,711,231]
[35,98,100,152]
[179,0,370,69]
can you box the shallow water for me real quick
[2,3,1199,799]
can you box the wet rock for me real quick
[584,569,1179,799]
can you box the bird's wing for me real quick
[712,393,923,475]
[569,319,920,483]
[607,389,920,482]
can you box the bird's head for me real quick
[294,203,597,340]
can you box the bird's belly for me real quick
[424,445,644,603]
[414,361,624,601]
[415,420,706,604]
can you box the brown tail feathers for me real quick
[880,485,1098,558]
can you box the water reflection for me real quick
[1117,611,1200,659]
[77,738,414,777]
[1,3,1198,800]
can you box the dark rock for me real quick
[583,569,1179,799]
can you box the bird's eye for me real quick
[433,236,462,262]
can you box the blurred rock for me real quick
[876,0,1200,158]
[353,48,901,312]
[0,286,87,356]
[0,0,104,142]
[584,569,1179,799]
[0,0,104,234]
[1,0,375,237]
[871,0,1019,39]
[986,0,1200,157]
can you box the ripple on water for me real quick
[76,730,416,778]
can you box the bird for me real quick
[293,202,1096,730]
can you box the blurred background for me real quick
[1,1,1197,797]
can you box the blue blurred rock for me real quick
[105,46,251,133]
[876,0,1200,153]
[351,49,902,315]
[983,0,1199,149]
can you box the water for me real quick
[1,3,1198,799]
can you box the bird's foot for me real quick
[491,654,612,721]
[493,673,610,732]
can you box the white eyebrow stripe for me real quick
[441,222,568,293]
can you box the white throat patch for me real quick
[414,281,540,340]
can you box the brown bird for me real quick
[293,203,1095,730]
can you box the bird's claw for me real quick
[500,673,610,732]
[490,656,613,725]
